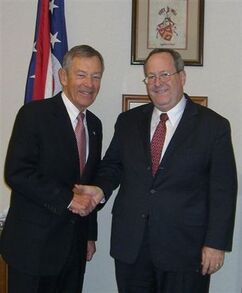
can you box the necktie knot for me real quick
[160,113,168,123]
[77,112,85,123]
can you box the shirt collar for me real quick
[61,92,86,124]
[153,95,186,126]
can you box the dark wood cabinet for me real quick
[0,226,8,293]
[0,255,8,293]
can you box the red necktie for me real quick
[75,112,86,173]
[151,113,168,176]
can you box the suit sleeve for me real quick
[93,114,123,201]
[204,118,237,251]
[4,105,72,215]
[87,115,103,241]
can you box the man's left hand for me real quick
[201,246,225,275]
[86,241,96,261]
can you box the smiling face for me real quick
[59,56,102,111]
[145,52,186,112]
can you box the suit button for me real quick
[150,189,156,194]
[141,214,148,219]
[147,166,151,171]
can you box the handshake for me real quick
[68,184,104,217]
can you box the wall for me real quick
[0,0,242,292]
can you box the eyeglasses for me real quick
[143,71,181,85]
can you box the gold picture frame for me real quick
[122,94,207,112]
[131,0,205,66]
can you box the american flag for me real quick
[24,0,68,104]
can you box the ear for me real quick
[180,70,186,86]
[58,68,67,86]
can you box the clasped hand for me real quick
[69,184,104,217]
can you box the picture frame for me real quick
[122,94,207,111]
[131,0,205,66]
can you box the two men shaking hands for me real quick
[69,185,103,217]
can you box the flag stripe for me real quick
[33,0,50,100]
[24,0,68,104]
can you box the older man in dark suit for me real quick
[0,45,104,293]
[76,48,237,293]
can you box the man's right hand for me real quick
[73,184,104,205]
[69,193,97,216]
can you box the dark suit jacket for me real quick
[94,95,237,271]
[0,93,102,275]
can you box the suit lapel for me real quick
[138,103,154,169]
[51,94,80,173]
[52,94,77,143]
[48,94,101,182]
[160,98,199,167]
[85,111,98,165]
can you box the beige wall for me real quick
[0,1,242,292]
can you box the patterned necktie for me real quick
[151,113,169,176]
[75,112,86,174]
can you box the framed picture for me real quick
[131,0,205,66]
[122,94,207,111]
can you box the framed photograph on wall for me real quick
[131,0,205,66]
[122,94,207,111]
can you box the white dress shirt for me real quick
[61,92,89,160]
[62,93,106,205]
[150,96,187,161]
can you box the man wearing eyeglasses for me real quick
[75,48,237,292]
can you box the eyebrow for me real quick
[76,70,102,75]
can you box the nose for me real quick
[154,76,163,86]
[83,76,93,87]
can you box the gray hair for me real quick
[62,45,104,73]
[144,48,184,74]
